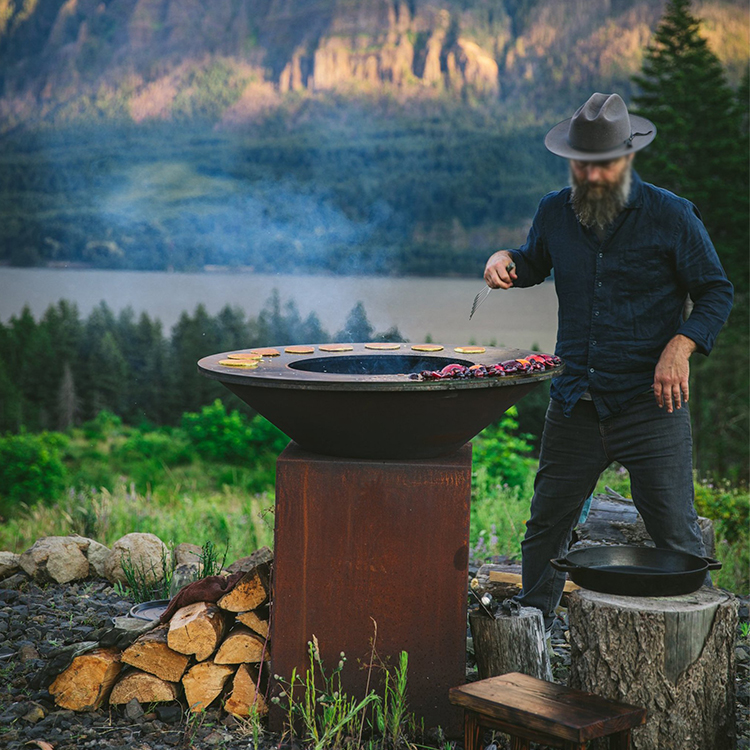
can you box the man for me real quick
[483,92,733,630]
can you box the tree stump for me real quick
[469,607,552,682]
[568,587,738,750]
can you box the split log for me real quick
[49,647,122,711]
[224,663,268,718]
[109,669,179,704]
[215,625,269,665]
[236,609,269,639]
[568,587,738,750]
[474,563,580,605]
[217,564,270,612]
[182,660,235,712]
[167,601,226,661]
[121,624,190,682]
[469,607,552,682]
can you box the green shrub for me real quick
[81,410,123,440]
[694,480,749,544]
[182,399,288,465]
[471,407,536,489]
[0,431,69,514]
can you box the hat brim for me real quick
[544,113,657,160]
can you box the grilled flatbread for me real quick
[250,348,281,357]
[318,344,354,352]
[227,352,263,360]
[284,346,315,354]
[364,343,401,350]
[411,344,444,352]
[454,346,485,354]
[218,359,260,368]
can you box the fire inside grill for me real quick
[197,342,563,460]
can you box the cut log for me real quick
[215,625,269,665]
[49,647,121,711]
[226,546,273,575]
[568,587,738,750]
[182,660,235,712]
[109,669,179,704]
[474,564,580,605]
[167,601,226,662]
[236,610,269,639]
[224,663,268,718]
[121,624,190,682]
[469,607,552,682]
[217,564,270,612]
[573,490,716,557]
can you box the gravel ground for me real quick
[0,573,747,750]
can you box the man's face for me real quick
[569,154,634,229]
[569,155,633,193]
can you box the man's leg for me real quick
[514,399,611,629]
[607,393,705,557]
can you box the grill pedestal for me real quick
[270,442,472,735]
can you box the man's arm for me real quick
[653,334,697,413]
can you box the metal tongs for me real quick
[469,261,516,320]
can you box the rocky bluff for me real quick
[0,0,746,126]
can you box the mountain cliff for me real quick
[0,0,746,129]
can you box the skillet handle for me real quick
[550,558,579,573]
[703,557,722,571]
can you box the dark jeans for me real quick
[514,393,705,629]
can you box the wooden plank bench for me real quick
[449,672,647,750]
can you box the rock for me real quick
[104,533,170,585]
[74,537,111,578]
[173,543,202,567]
[19,537,89,584]
[124,698,145,722]
[0,551,20,581]
[0,572,29,590]
[19,644,40,661]
[21,702,45,724]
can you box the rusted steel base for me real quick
[270,441,472,736]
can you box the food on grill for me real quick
[285,346,315,354]
[364,343,401,350]
[411,344,444,352]
[250,348,281,357]
[454,346,486,354]
[218,359,260,368]
[227,352,262,360]
[411,354,561,380]
[319,344,355,352]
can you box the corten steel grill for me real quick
[197,343,562,734]
[197,344,562,460]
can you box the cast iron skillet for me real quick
[550,545,721,597]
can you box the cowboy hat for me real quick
[545,92,656,160]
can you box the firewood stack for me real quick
[48,553,272,719]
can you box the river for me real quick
[0,268,559,353]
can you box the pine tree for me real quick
[631,0,749,481]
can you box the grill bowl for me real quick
[198,343,563,459]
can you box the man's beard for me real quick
[570,165,632,230]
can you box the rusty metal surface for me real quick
[270,442,472,736]
[198,343,561,459]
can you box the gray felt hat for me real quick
[545,92,656,160]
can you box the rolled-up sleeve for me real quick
[673,202,734,355]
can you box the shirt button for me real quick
[590,368,595,373]
[595,311,600,316]
[592,340,597,346]
[599,253,603,258]
[598,281,602,287]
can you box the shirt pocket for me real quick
[616,244,673,293]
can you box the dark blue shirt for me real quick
[510,171,734,418]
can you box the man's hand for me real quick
[484,250,518,289]
[653,335,697,413]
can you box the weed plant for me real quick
[272,632,423,750]
[118,546,173,603]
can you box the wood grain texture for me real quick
[49,648,122,711]
[121,624,190,682]
[109,669,179,704]
[469,607,553,682]
[568,587,738,749]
